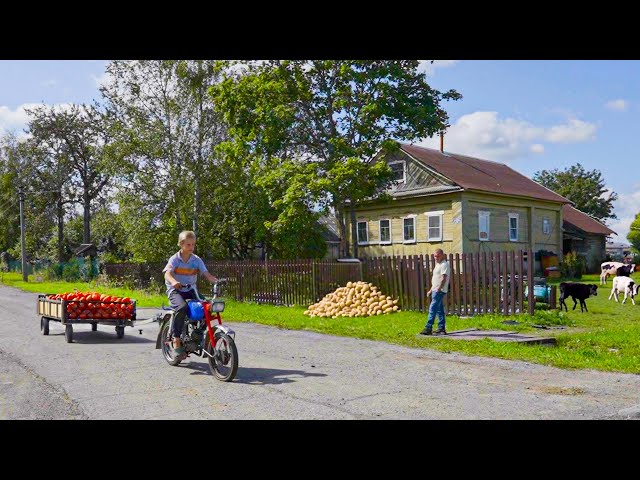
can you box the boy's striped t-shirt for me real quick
[163,252,208,293]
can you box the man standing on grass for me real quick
[420,248,449,336]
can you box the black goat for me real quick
[559,282,598,312]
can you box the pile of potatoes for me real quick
[304,281,399,318]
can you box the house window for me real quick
[426,210,443,241]
[379,219,391,244]
[389,161,406,183]
[509,213,519,241]
[543,217,551,234]
[479,211,490,241]
[357,221,368,244]
[403,216,416,243]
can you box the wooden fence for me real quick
[104,249,538,315]
[361,250,535,316]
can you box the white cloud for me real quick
[0,102,75,138]
[40,79,56,88]
[609,189,640,241]
[418,60,459,76]
[90,71,112,89]
[545,119,597,143]
[417,111,597,163]
[605,99,629,112]
[530,144,545,154]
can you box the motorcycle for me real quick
[155,280,238,382]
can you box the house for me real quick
[345,143,571,269]
[318,215,341,259]
[562,205,617,272]
[605,240,632,263]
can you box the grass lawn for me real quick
[3,272,640,374]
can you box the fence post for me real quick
[549,285,557,309]
[527,249,535,315]
[312,261,318,302]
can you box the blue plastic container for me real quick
[533,285,550,302]
[187,300,204,320]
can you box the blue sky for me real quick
[0,60,637,242]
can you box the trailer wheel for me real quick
[65,324,73,343]
[116,326,125,339]
[91,323,97,332]
[41,317,49,336]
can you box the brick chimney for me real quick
[439,131,444,153]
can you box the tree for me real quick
[26,104,113,246]
[100,60,224,259]
[533,163,617,222]
[0,133,22,254]
[628,213,640,253]
[211,60,461,257]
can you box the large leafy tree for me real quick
[26,104,114,246]
[533,163,618,222]
[0,133,22,255]
[100,60,228,260]
[628,213,640,253]
[212,60,461,257]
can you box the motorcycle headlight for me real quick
[210,301,225,313]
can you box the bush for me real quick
[62,260,82,282]
[561,251,586,280]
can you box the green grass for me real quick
[0,271,166,307]
[4,271,640,374]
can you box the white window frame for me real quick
[425,210,444,242]
[388,160,406,184]
[478,211,490,241]
[542,216,551,234]
[508,213,519,242]
[357,220,369,245]
[402,215,416,244]
[379,218,392,245]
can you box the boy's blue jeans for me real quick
[425,290,446,330]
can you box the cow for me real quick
[559,282,598,312]
[616,263,636,278]
[608,276,639,305]
[600,261,626,285]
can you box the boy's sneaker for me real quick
[419,327,433,336]
[434,328,447,336]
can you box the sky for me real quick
[0,60,637,242]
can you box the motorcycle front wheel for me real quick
[160,323,183,366]
[206,332,238,382]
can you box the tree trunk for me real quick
[83,189,90,244]
[57,197,64,264]
[336,206,348,258]
[193,176,199,235]
[350,203,358,259]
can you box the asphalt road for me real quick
[1,283,639,419]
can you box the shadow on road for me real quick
[47,330,155,344]
[180,361,327,384]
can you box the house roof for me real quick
[562,204,616,236]
[399,143,572,204]
[73,243,97,256]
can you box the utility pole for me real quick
[18,188,27,282]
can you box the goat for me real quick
[559,282,598,312]
[608,276,639,305]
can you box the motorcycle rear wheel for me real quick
[160,323,183,366]
[206,332,238,382]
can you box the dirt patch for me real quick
[537,386,587,396]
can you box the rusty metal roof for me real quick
[562,204,616,236]
[400,143,572,204]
